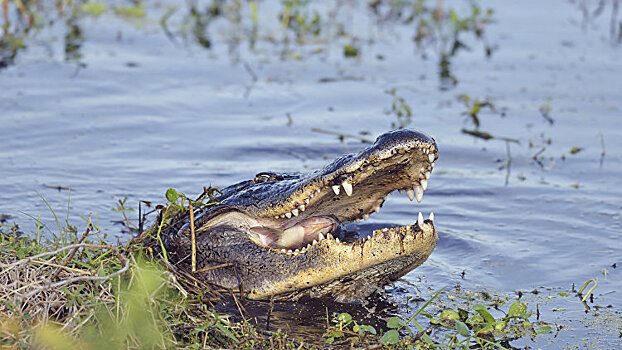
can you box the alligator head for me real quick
[164,129,438,302]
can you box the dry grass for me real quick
[0,210,312,349]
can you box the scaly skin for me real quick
[164,129,439,302]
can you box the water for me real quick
[1,0,621,347]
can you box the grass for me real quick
[0,189,558,349]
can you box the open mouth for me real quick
[201,130,438,255]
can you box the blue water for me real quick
[1,0,620,347]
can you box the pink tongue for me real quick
[251,216,336,249]
[296,217,336,245]
[249,227,280,247]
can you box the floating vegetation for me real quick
[371,0,495,89]
[538,98,554,125]
[575,0,622,43]
[0,0,496,90]
[387,88,413,129]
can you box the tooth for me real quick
[291,209,299,217]
[299,204,306,211]
[355,218,360,223]
[421,179,428,191]
[418,212,424,226]
[363,214,369,220]
[424,148,429,154]
[288,249,293,254]
[382,228,388,232]
[428,154,435,162]
[285,212,292,219]
[398,189,404,195]
[316,189,321,194]
[280,215,285,219]
[332,185,340,195]
[336,238,340,243]
[406,189,415,201]
[312,239,317,245]
[431,162,435,169]
[281,249,286,253]
[428,212,434,221]
[374,205,381,213]
[318,233,325,240]
[425,171,431,179]
[295,249,300,253]
[342,181,353,196]
[414,186,423,203]
[274,216,280,219]
[327,233,334,240]
[304,198,310,204]
[309,192,314,198]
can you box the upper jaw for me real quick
[256,131,438,223]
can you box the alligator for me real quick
[163,129,438,302]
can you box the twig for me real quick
[118,198,138,231]
[311,128,373,143]
[50,213,94,280]
[435,0,444,20]
[155,208,169,262]
[1,243,114,272]
[194,262,233,274]
[230,289,247,319]
[266,296,275,331]
[531,147,546,168]
[326,306,329,329]
[42,184,72,191]
[189,202,196,272]
[2,0,8,26]
[462,128,520,144]
[11,0,31,26]
[7,244,129,302]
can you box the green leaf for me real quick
[326,331,343,338]
[455,320,470,337]
[380,329,399,345]
[355,325,376,335]
[343,44,358,57]
[337,312,352,323]
[165,188,179,202]
[476,324,494,334]
[114,5,145,18]
[80,1,107,16]
[387,316,403,328]
[507,302,529,319]
[440,309,460,320]
[535,325,552,334]
[215,323,238,343]
[473,304,495,323]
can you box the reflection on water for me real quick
[1,0,621,347]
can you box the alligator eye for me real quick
[254,173,276,183]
